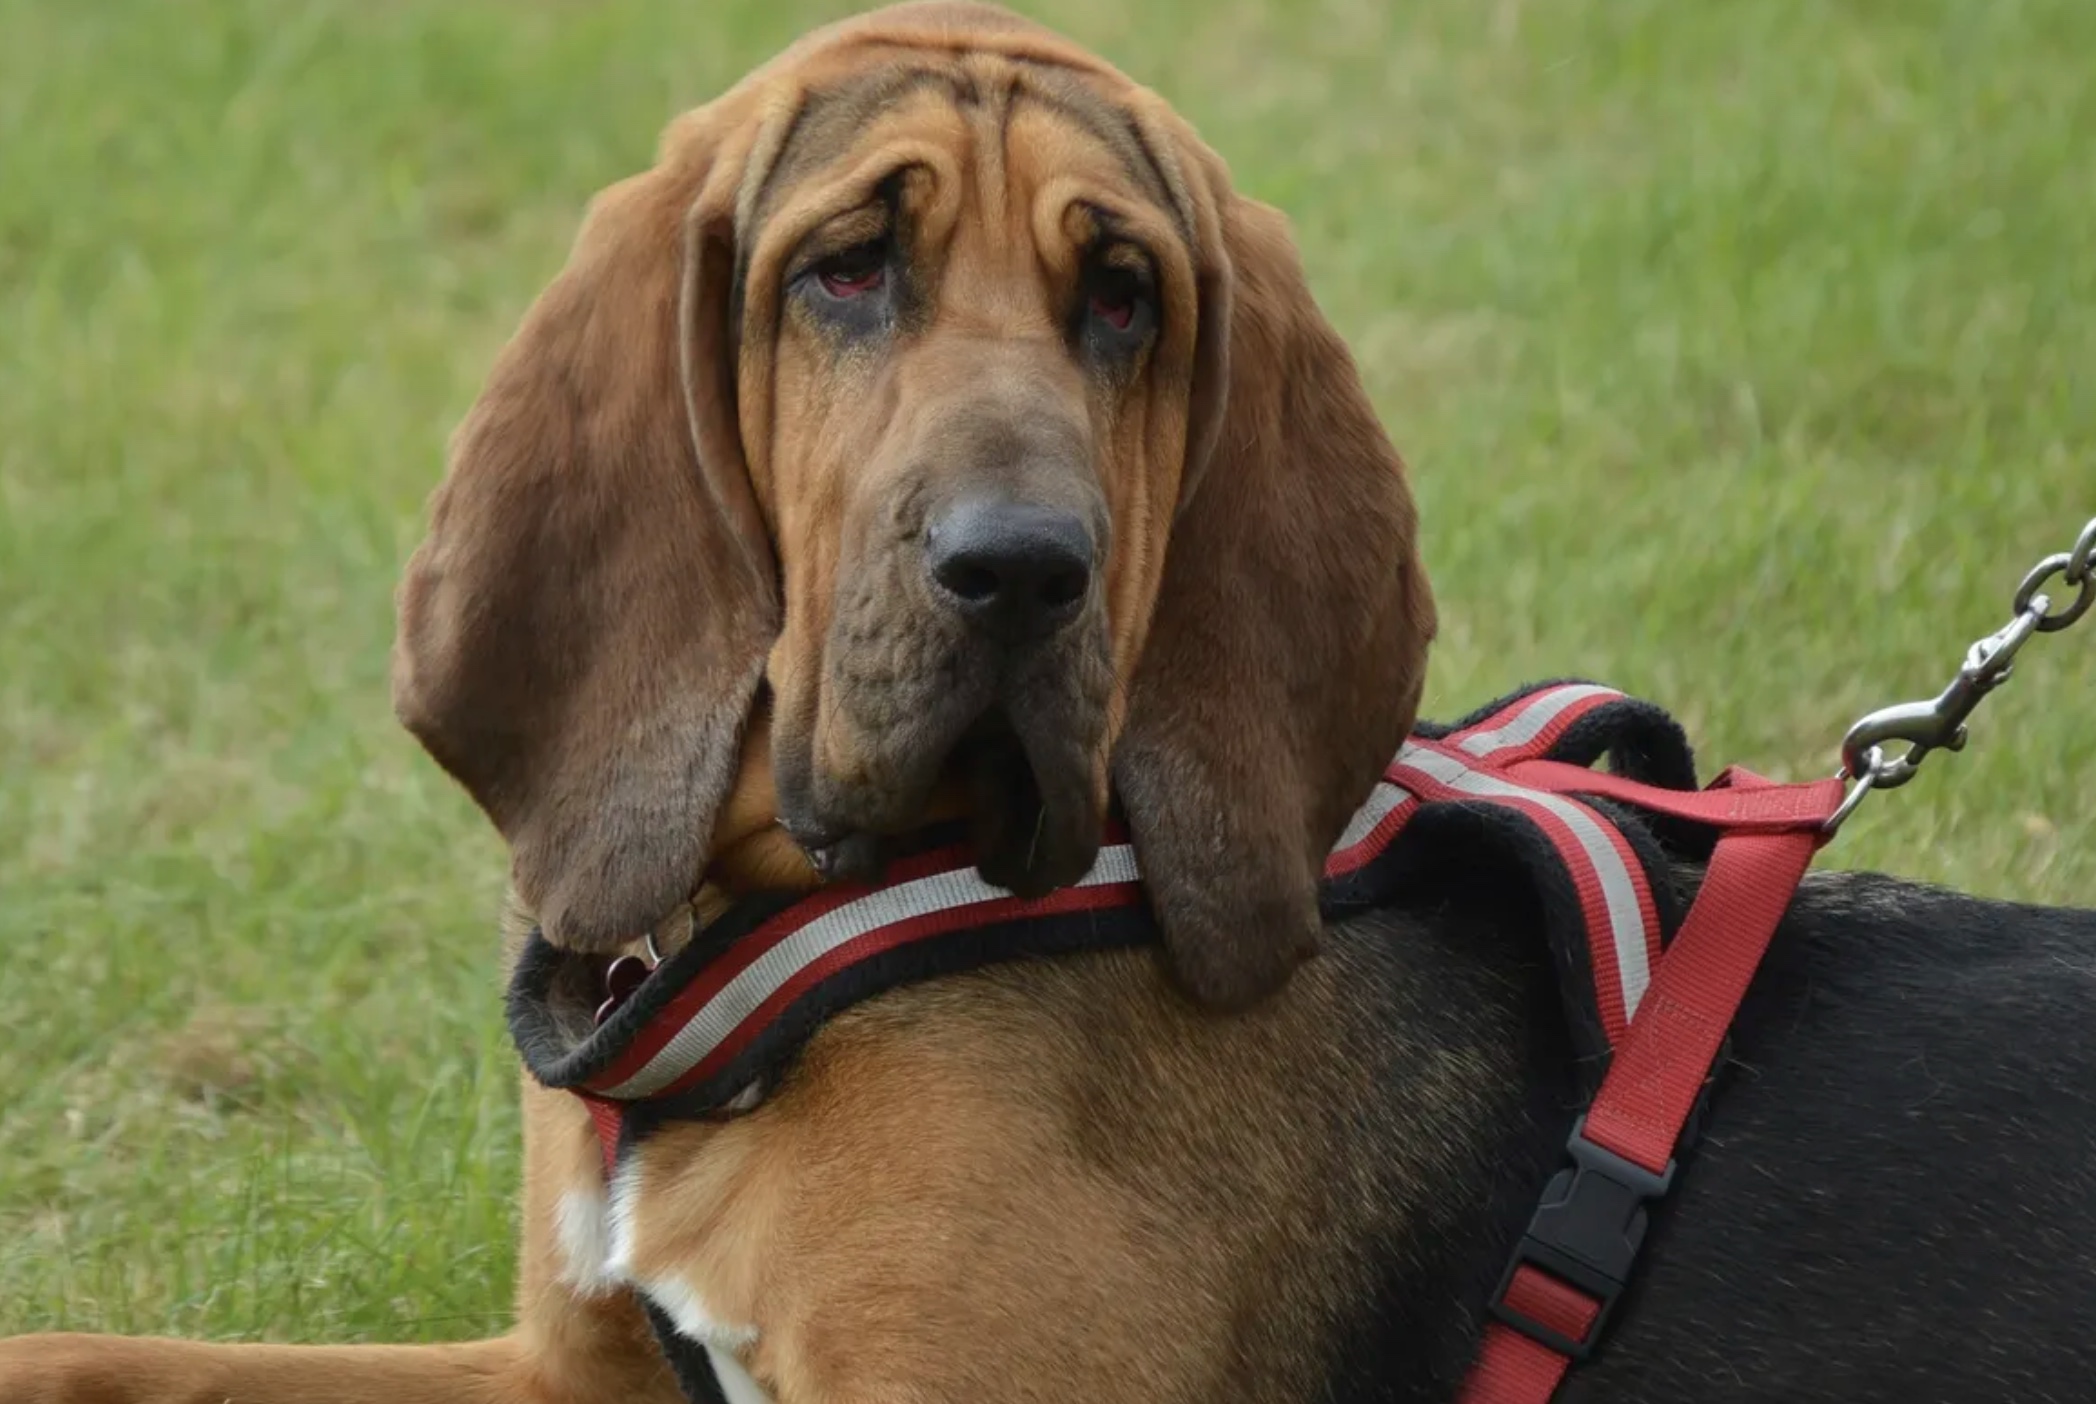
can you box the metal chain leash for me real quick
[1825,515,2096,834]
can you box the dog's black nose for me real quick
[927,499,1093,640]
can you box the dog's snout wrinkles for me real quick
[927,499,1093,640]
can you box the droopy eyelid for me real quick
[1093,241,1156,284]
[791,212,893,282]
[786,166,918,282]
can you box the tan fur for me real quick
[605,952,1463,1404]
[0,5,1439,1401]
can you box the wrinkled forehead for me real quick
[739,50,1196,253]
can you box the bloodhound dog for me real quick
[6,6,2094,1404]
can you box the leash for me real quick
[1825,515,2096,832]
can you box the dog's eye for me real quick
[812,241,888,299]
[1089,289,1136,331]
[1083,263,1151,340]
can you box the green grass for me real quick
[3,0,2092,1344]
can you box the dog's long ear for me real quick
[1115,141,1437,1011]
[392,104,779,950]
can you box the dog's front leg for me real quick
[0,1333,542,1404]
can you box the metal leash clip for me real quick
[1827,515,2096,835]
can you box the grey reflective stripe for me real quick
[600,844,1143,1099]
[1331,780,1414,856]
[1394,743,1653,1021]
[1456,684,1622,758]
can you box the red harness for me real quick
[507,682,1844,1402]
[1420,692,1846,1402]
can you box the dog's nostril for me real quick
[1038,568,1087,611]
[926,499,1094,638]
[940,561,1003,605]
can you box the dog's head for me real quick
[393,2,1435,1010]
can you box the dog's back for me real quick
[1564,871,2096,1401]
[1296,867,2096,1402]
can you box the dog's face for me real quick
[393,2,1435,1010]
[749,67,1212,894]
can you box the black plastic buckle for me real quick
[1487,1115,1675,1361]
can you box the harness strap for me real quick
[1458,769,1843,1403]
[1584,788,1832,1173]
[582,1095,626,1179]
[1504,758,1843,831]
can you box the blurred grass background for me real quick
[2,0,2091,1343]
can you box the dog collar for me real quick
[508,822,1151,1155]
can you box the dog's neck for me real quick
[680,715,816,931]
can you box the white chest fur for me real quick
[557,1177,776,1403]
